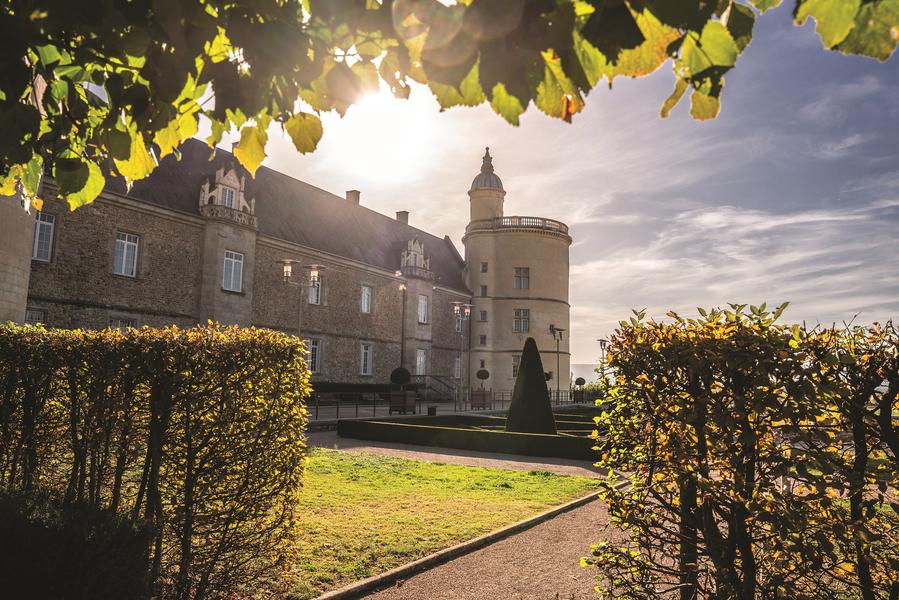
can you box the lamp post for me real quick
[277,259,325,337]
[549,324,566,403]
[451,301,472,408]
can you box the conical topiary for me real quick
[505,337,557,434]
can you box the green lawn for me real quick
[289,448,601,599]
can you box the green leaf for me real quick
[429,62,485,109]
[284,112,323,155]
[234,116,271,176]
[726,2,757,52]
[535,51,584,121]
[55,157,106,209]
[599,9,681,82]
[681,21,739,78]
[155,111,200,159]
[113,130,157,185]
[660,78,688,117]
[489,83,525,126]
[795,0,862,48]
[749,0,783,12]
[836,0,899,61]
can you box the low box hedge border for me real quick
[337,416,597,460]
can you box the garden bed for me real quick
[336,409,600,460]
[289,448,601,599]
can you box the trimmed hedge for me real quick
[505,338,557,434]
[0,323,310,599]
[337,415,596,460]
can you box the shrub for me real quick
[0,490,151,600]
[505,338,556,434]
[390,367,411,386]
[589,305,899,600]
[0,323,310,599]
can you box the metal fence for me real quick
[307,388,603,421]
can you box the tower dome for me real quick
[470,147,504,191]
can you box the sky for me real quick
[214,5,899,366]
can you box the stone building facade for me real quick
[4,139,571,395]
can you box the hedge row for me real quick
[0,323,310,600]
[337,416,597,460]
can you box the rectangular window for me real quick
[480,262,488,273]
[512,355,521,378]
[361,285,373,314]
[479,310,487,322]
[308,278,322,305]
[480,285,488,297]
[360,342,373,376]
[514,267,530,290]
[32,212,55,262]
[306,339,321,374]
[220,186,235,208]
[454,356,462,379]
[479,334,487,346]
[513,308,530,333]
[417,294,429,324]
[113,232,139,277]
[25,308,46,325]
[109,318,135,332]
[415,348,427,375]
[222,250,244,292]
[479,359,486,369]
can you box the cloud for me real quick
[569,200,899,361]
[797,75,885,125]
[811,133,871,160]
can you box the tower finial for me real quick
[481,147,494,173]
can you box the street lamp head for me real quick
[306,263,325,284]
[278,258,299,283]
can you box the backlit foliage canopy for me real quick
[1,0,897,208]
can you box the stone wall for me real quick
[27,191,203,328]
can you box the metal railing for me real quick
[308,388,603,421]
[466,216,569,235]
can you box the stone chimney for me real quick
[346,190,361,205]
[395,210,409,224]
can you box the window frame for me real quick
[306,338,322,374]
[32,212,55,262]
[360,284,373,314]
[479,310,488,322]
[514,267,530,290]
[478,334,487,346]
[25,308,47,325]
[360,342,373,376]
[417,294,429,324]
[480,262,488,273]
[113,231,140,278]
[308,277,322,305]
[222,250,244,292]
[512,355,521,379]
[513,308,530,333]
[220,186,236,208]
[479,285,488,297]
[415,348,428,376]
[108,317,135,332]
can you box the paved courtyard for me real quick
[363,498,616,599]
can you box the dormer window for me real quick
[221,186,236,208]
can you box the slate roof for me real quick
[124,138,468,292]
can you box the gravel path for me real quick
[307,430,604,478]
[363,498,617,600]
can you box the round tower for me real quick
[463,149,571,397]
